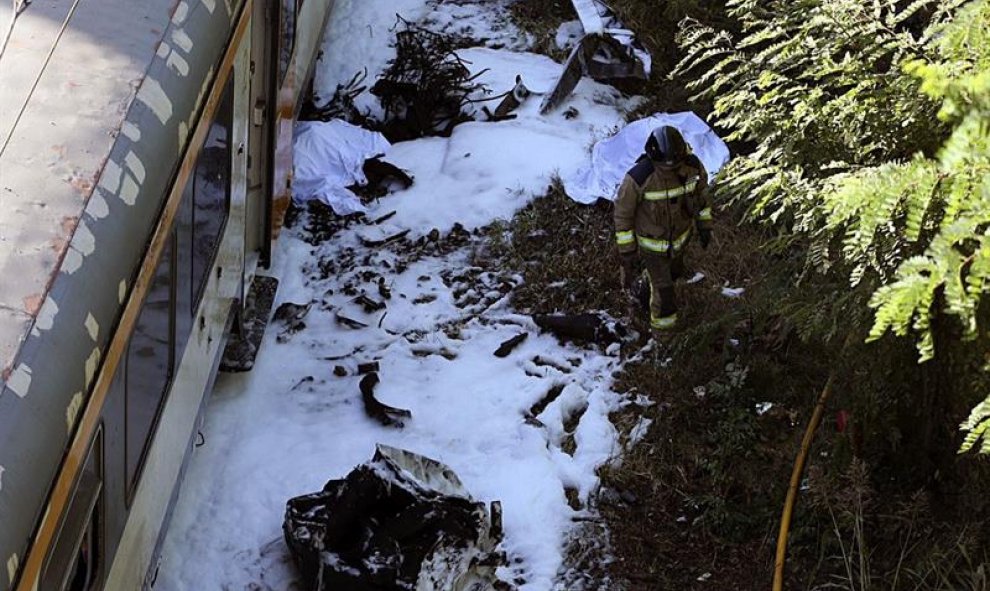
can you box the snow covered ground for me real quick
[156,1,644,589]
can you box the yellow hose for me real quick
[772,374,836,590]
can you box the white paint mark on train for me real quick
[201,0,216,14]
[0,466,4,492]
[125,151,147,184]
[89,190,110,220]
[85,348,101,388]
[66,392,84,435]
[62,249,83,274]
[168,52,191,77]
[85,313,100,341]
[119,280,127,304]
[119,174,139,206]
[122,121,142,142]
[137,78,174,125]
[31,298,59,335]
[73,220,96,256]
[178,121,189,148]
[8,364,31,398]
[172,28,194,53]
[6,553,18,587]
[157,42,171,59]
[98,159,123,194]
[172,1,190,24]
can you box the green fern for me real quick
[676,0,990,452]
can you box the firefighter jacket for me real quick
[613,156,712,256]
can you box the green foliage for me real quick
[676,0,990,453]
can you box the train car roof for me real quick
[0,0,174,378]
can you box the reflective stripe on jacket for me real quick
[613,156,712,255]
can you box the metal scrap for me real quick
[540,0,651,114]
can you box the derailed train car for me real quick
[0,1,333,589]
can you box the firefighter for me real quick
[614,125,713,335]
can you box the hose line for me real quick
[772,374,836,590]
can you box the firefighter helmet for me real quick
[645,126,688,168]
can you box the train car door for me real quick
[270,0,299,246]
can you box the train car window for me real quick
[192,77,233,307]
[278,0,296,86]
[42,431,103,591]
[65,501,100,591]
[175,177,194,360]
[125,230,176,501]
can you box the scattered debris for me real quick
[372,19,490,142]
[336,312,369,330]
[360,373,412,428]
[532,313,626,345]
[333,365,349,377]
[357,361,380,375]
[482,75,533,122]
[283,445,507,591]
[721,285,746,298]
[354,294,386,313]
[493,333,528,357]
[360,228,411,248]
[274,301,312,343]
[361,156,415,197]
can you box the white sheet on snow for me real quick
[292,120,390,215]
[563,112,731,204]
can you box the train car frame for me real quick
[0,1,334,589]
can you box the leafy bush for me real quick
[675,0,990,452]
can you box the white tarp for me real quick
[563,112,731,204]
[292,120,391,215]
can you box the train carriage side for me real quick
[0,1,333,590]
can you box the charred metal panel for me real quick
[0,2,244,589]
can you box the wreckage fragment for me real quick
[494,333,528,358]
[360,373,412,428]
[284,445,507,591]
[540,0,652,114]
[483,75,533,122]
[532,313,627,345]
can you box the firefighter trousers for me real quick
[642,251,685,331]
